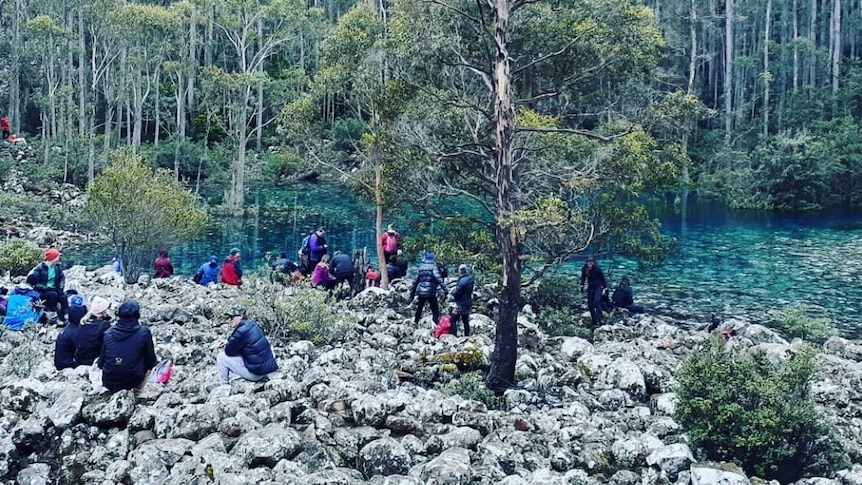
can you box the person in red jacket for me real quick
[381,224,401,263]
[1,117,10,141]
[221,248,243,286]
[153,250,174,278]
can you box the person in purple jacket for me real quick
[307,227,328,269]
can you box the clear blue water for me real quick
[63,187,862,337]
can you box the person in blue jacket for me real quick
[196,255,221,286]
[410,252,447,325]
[55,296,112,370]
[99,300,157,393]
[216,305,278,385]
[449,264,475,336]
[3,276,43,330]
[580,256,608,326]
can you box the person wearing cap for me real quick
[153,250,174,279]
[55,296,112,370]
[580,256,608,326]
[381,224,401,263]
[30,247,68,324]
[449,264,475,336]
[196,255,221,286]
[308,227,328,269]
[216,305,278,385]
[410,252,447,325]
[221,248,243,286]
[99,300,157,393]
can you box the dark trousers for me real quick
[587,286,604,325]
[415,296,441,324]
[39,289,68,319]
[450,311,470,336]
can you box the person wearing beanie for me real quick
[29,247,68,324]
[153,250,174,279]
[66,290,87,326]
[55,296,112,370]
[381,224,401,263]
[449,264,475,336]
[409,252,447,325]
[221,248,243,286]
[99,300,157,393]
[196,255,221,286]
[580,256,608,326]
[215,305,278,385]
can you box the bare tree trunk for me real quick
[375,162,390,290]
[78,13,86,138]
[486,0,521,395]
[188,17,197,112]
[174,73,186,180]
[763,0,772,136]
[793,0,799,91]
[809,0,817,88]
[831,0,841,93]
[724,0,733,143]
[154,69,161,147]
[256,17,264,151]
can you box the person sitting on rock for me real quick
[365,263,380,288]
[30,247,68,325]
[216,305,278,385]
[312,254,338,290]
[153,250,174,279]
[55,296,112,370]
[99,300,157,393]
[221,248,243,287]
[7,226,21,239]
[65,290,87,327]
[386,256,407,280]
[410,252,447,325]
[612,276,645,314]
[196,255,221,286]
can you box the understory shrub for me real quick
[436,371,505,410]
[239,284,355,346]
[675,337,848,482]
[769,305,837,344]
[0,239,43,277]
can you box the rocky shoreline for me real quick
[0,264,861,485]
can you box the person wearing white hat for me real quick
[55,296,113,370]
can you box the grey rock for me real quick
[16,463,51,485]
[611,437,647,469]
[128,444,170,485]
[690,462,749,484]
[303,467,366,484]
[646,443,695,480]
[609,469,640,485]
[231,425,302,467]
[357,437,412,479]
[409,447,471,484]
[46,387,85,428]
[82,390,136,427]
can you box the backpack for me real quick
[434,314,452,338]
[383,233,398,253]
[3,294,43,330]
[299,234,312,256]
[436,262,448,279]
[192,270,203,284]
[148,359,173,384]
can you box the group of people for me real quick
[580,256,645,326]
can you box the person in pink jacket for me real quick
[312,254,337,290]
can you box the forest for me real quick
[0,0,861,212]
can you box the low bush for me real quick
[770,305,837,344]
[436,371,505,410]
[675,337,848,482]
[238,283,355,346]
[0,239,43,277]
[527,274,580,313]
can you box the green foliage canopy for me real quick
[85,151,207,283]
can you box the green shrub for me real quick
[527,274,580,313]
[238,283,355,346]
[0,239,43,277]
[436,371,505,410]
[675,337,848,482]
[770,305,837,344]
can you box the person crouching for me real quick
[216,305,278,385]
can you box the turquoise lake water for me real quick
[63,187,862,337]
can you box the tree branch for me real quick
[514,125,634,142]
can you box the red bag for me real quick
[149,359,173,384]
[434,315,452,338]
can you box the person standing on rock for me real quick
[221,248,243,286]
[580,256,608,326]
[308,227,328,270]
[153,250,174,279]
[410,252,447,325]
[30,247,68,325]
[381,224,401,263]
[55,296,112,370]
[449,264,475,336]
[216,305,278,385]
[99,300,157,393]
[1,116,10,141]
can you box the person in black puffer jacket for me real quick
[450,264,475,336]
[410,252,447,325]
[216,305,278,385]
[99,300,157,393]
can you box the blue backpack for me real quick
[3,294,43,330]
[299,234,312,256]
